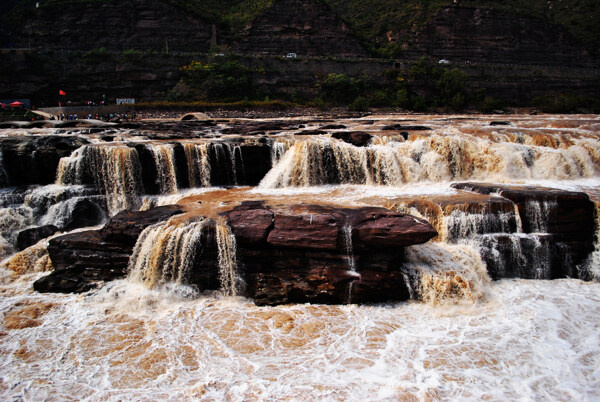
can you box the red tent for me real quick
[10,101,24,108]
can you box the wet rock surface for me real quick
[453,182,597,279]
[331,131,373,147]
[0,136,89,185]
[221,203,437,305]
[39,202,437,305]
[16,225,60,251]
[38,205,184,292]
[452,182,596,241]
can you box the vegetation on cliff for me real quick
[326,0,600,56]
[2,0,599,55]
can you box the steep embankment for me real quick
[3,0,599,60]
[2,0,215,52]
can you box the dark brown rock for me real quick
[453,182,597,280]
[40,201,436,306]
[235,0,368,57]
[99,204,184,246]
[220,201,274,246]
[331,131,373,147]
[0,136,89,185]
[349,209,438,248]
[381,124,432,131]
[452,182,596,240]
[321,124,347,130]
[267,205,342,250]
[39,204,184,292]
[227,203,436,305]
[16,225,60,251]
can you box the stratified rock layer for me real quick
[221,202,437,305]
[38,202,438,305]
[236,0,368,57]
[35,205,184,292]
[10,0,213,52]
[0,136,89,185]
[412,6,596,68]
[452,182,597,279]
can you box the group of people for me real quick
[49,112,138,121]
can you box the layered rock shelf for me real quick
[1,116,597,306]
[36,202,438,305]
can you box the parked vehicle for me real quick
[285,53,297,58]
[438,59,451,64]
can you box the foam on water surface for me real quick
[0,273,599,400]
[1,115,600,400]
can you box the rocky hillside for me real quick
[3,0,215,52]
[2,0,598,63]
[234,0,367,57]
[410,6,595,68]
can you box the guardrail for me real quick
[1,48,598,75]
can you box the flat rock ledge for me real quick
[35,202,438,305]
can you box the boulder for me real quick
[222,203,437,305]
[16,225,60,251]
[453,182,597,280]
[38,204,184,292]
[0,136,89,185]
[62,198,107,231]
[39,201,437,306]
[381,124,431,131]
[331,131,373,147]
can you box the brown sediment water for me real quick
[0,114,599,399]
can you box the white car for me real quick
[438,59,451,64]
[285,53,297,58]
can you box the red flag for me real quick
[59,90,66,96]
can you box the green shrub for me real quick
[317,73,361,104]
[349,96,369,111]
[82,47,108,65]
[180,58,253,101]
[436,68,467,109]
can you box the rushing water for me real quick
[1,273,599,400]
[0,114,599,400]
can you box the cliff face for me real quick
[9,0,214,52]
[411,6,596,68]
[235,0,368,57]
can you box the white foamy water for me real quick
[0,272,599,401]
[1,115,600,400]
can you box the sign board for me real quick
[116,98,135,105]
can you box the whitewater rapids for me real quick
[1,114,600,400]
[0,270,599,400]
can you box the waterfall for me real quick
[583,202,600,281]
[443,209,515,243]
[0,206,34,258]
[183,143,211,188]
[128,219,206,289]
[57,144,143,214]
[148,143,178,194]
[271,139,292,165]
[0,150,9,187]
[56,146,86,185]
[524,200,557,233]
[216,221,242,297]
[259,134,600,188]
[477,233,553,279]
[402,243,491,305]
[342,224,359,304]
[212,143,240,186]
